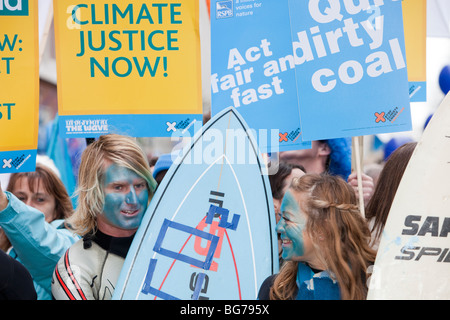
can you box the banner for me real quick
[288,0,412,141]
[0,0,39,174]
[53,0,202,138]
[210,0,311,153]
[403,0,427,102]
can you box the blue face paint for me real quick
[276,190,307,261]
[102,164,149,232]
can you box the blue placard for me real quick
[409,81,426,102]
[58,114,202,138]
[288,0,412,141]
[0,149,36,174]
[210,0,311,153]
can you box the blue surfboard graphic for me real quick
[113,107,278,300]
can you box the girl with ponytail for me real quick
[258,173,376,300]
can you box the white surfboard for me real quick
[367,92,450,299]
[113,107,278,300]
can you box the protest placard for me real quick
[210,0,311,153]
[288,0,412,141]
[0,0,39,174]
[403,0,427,102]
[53,0,203,138]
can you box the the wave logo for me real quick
[216,0,233,19]
[0,0,28,16]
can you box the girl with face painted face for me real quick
[258,174,376,300]
[52,134,157,300]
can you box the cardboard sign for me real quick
[403,0,427,102]
[0,0,39,173]
[53,0,202,138]
[288,0,412,141]
[210,0,311,153]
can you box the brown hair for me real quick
[269,162,306,200]
[7,163,74,220]
[365,142,417,244]
[270,174,376,300]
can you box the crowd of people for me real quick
[0,132,417,300]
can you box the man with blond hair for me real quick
[52,134,157,300]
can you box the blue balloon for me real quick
[439,65,450,95]
[384,137,413,161]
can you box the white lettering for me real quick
[0,0,22,11]
[309,0,343,23]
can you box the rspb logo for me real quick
[0,0,28,16]
[216,0,233,19]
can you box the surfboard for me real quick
[113,107,279,300]
[367,92,450,300]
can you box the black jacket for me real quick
[0,249,37,300]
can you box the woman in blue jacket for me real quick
[0,162,80,300]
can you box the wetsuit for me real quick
[51,230,134,300]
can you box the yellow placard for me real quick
[0,0,39,151]
[403,0,426,83]
[53,1,202,116]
